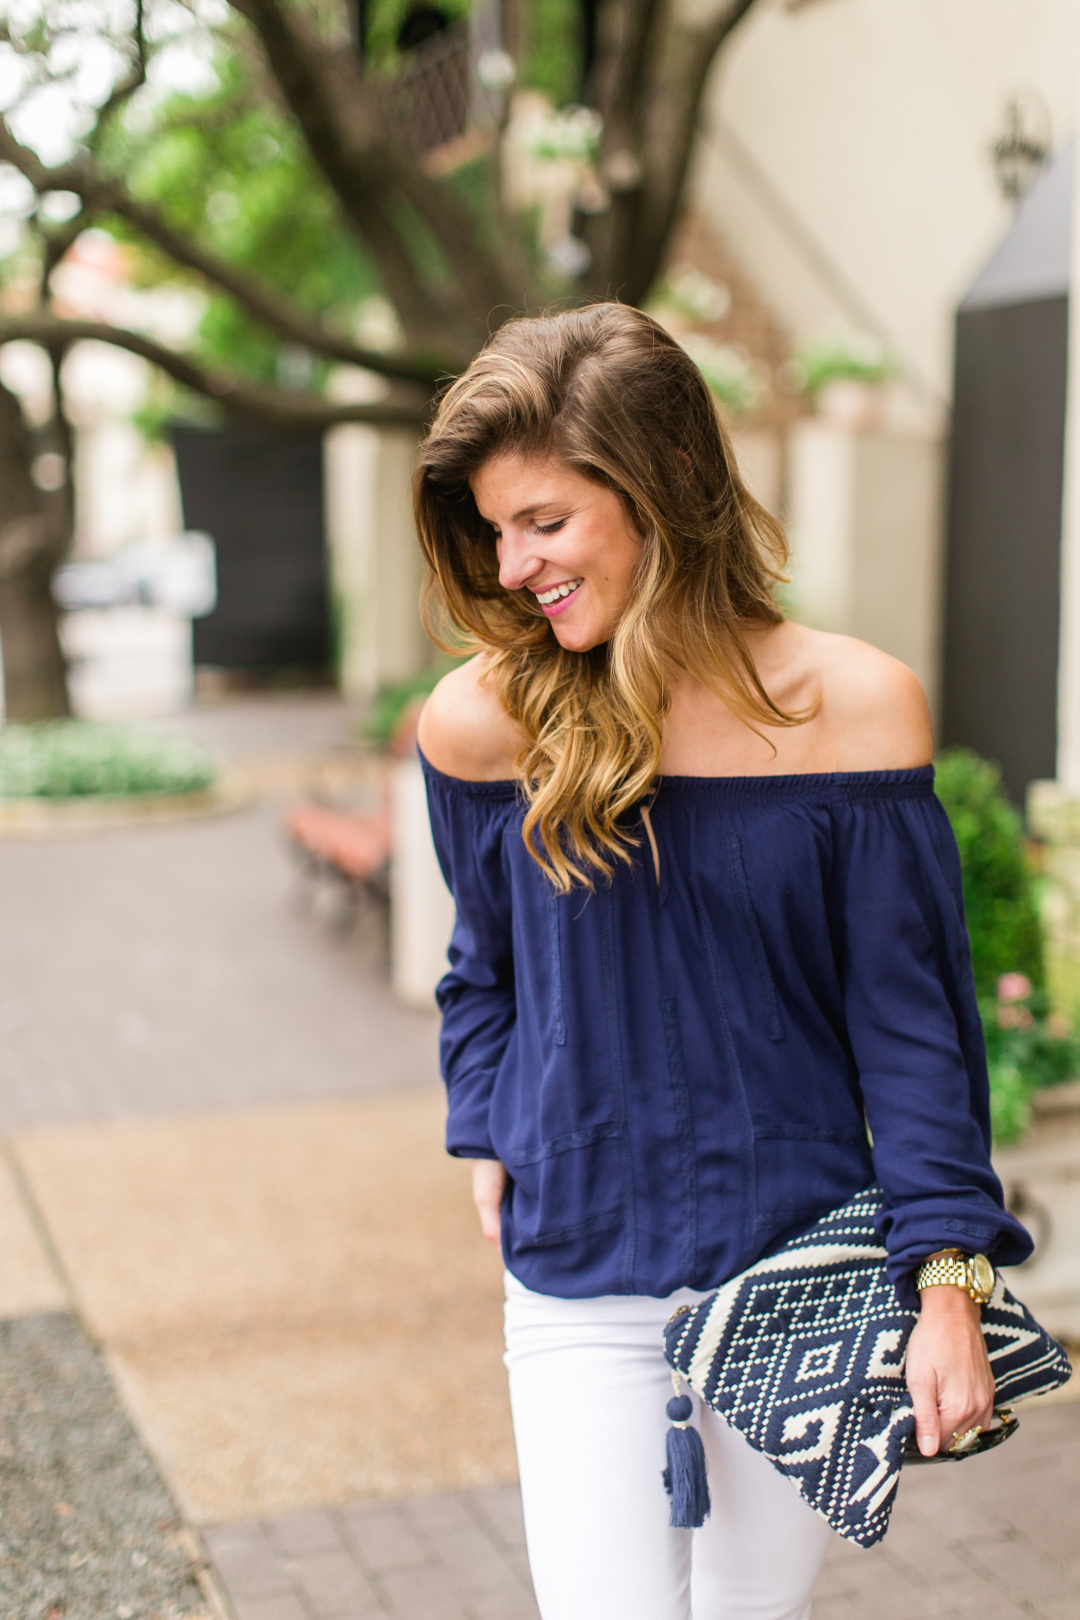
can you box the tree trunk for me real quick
[0,380,70,721]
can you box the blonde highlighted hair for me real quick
[415,303,801,890]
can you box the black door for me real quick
[942,296,1067,802]
[172,425,330,674]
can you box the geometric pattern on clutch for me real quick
[664,1185,1073,1547]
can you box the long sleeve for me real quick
[422,759,518,1159]
[830,791,1033,1307]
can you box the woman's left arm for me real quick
[822,648,1031,1452]
[831,791,1033,1452]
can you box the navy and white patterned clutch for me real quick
[663,1185,1073,1547]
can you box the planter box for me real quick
[390,756,455,1008]
[995,1080,1080,1340]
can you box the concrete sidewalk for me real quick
[0,713,437,1131]
[0,695,1075,1620]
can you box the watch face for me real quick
[972,1254,995,1299]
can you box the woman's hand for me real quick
[468,1158,507,1247]
[905,1285,995,1456]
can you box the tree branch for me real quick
[0,515,49,584]
[36,209,93,302]
[229,0,526,351]
[85,0,147,150]
[696,0,760,54]
[583,0,761,301]
[0,316,431,431]
[228,0,473,355]
[0,114,443,386]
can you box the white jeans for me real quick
[504,1273,834,1620]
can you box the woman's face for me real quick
[470,453,642,652]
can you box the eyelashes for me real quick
[486,517,569,540]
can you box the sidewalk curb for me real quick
[0,769,254,839]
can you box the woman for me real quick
[414,305,1031,1620]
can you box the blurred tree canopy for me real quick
[0,0,761,715]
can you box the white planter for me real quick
[994,1081,1080,1340]
[389,756,456,1009]
[815,378,885,433]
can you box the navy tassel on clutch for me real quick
[662,1185,1073,1546]
[662,1390,710,1528]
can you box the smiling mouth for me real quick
[534,577,583,610]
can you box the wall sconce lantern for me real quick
[992,93,1051,204]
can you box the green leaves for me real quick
[935,747,1078,1141]
[105,48,381,384]
[0,721,217,799]
[934,747,1044,998]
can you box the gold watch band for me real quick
[916,1253,970,1292]
[915,1250,995,1303]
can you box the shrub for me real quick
[935,748,1077,1141]
[0,721,217,799]
[981,973,1079,1142]
[787,332,895,397]
[364,668,446,750]
[934,748,1043,997]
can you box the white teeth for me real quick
[536,579,583,605]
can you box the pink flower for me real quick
[1048,1013,1073,1040]
[997,973,1033,1004]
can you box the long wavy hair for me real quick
[415,303,803,890]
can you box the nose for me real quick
[496,528,543,593]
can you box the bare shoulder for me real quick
[806,628,933,770]
[417,655,525,781]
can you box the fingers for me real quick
[910,1371,996,1457]
[909,1370,943,1457]
[469,1159,507,1247]
[908,1284,997,1455]
[943,1346,995,1445]
[476,1195,501,1245]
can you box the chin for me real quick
[552,623,606,653]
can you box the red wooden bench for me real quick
[283,800,392,924]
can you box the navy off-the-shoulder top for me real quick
[421,755,1032,1306]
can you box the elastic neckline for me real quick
[418,747,520,798]
[418,747,934,804]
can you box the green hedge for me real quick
[0,721,217,799]
[933,748,1043,997]
[936,747,1077,1140]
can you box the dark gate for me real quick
[172,425,330,674]
[942,297,1067,800]
[942,145,1073,803]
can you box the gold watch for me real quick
[915,1248,995,1304]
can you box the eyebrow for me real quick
[507,501,570,522]
[477,498,571,524]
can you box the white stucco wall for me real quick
[695,0,1080,410]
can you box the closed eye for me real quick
[535,517,568,536]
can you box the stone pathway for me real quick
[200,1406,1075,1620]
[204,1486,538,1620]
[0,697,437,1130]
[203,1402,1080,1620]
[816,1397,1080,1620]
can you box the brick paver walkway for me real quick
[204,1402,1080,1620]
[204,1485,538,1620]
